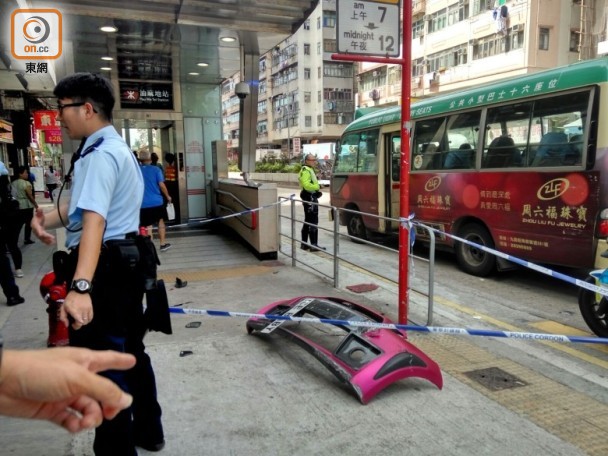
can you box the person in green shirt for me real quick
[8,167,38,278]
[298,154,325,251]
[12,166,38,242]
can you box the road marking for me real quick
[530,320,608,355]
[280,239,608,367]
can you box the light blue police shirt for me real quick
[65,125,143,249]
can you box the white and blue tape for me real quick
[416,223,608,298]
[169,306,608,345]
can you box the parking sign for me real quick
[337,0,401,57]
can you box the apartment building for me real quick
[222,0,355,160]
[359,0,606,107]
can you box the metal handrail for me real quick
[215,189,257,230]
[278,196,436,325]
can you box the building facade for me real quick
[222,0,608,160]
[222,0,355,160]
[359,0,607,107]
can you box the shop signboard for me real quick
[33,110,60,130]
[45,129,63,144]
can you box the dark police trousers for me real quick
[300,191,319,246]
[67,245,163,456]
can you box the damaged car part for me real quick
[247,296,443,404]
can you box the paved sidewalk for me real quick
[0,195,604,455]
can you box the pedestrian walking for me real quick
[12,166,38,246]
[151,152,164,172]
[44,165,61,202]
[31,72,165,454]
[7,166,38,279]
[139,149,172,252]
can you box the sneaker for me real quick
[14,269,24,278]
[24,240,35,245]
[160,243,171,252]
[7,295,25,306]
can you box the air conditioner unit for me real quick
[338,64,344,68]
[468,39,477,46]
[423,14,431,21]
[372,70,379,77]
[512,24,520,32]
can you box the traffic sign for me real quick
[336,0,401,57]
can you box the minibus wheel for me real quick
[455,223,496,276]
[347,213,368,243]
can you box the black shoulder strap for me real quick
[57,136,104,233]
[65,136,105,180]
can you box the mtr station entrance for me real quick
[0,0,316,257]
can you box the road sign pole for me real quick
[398,0,412,325]
[333,0,411,324]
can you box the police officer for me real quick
[299,154,325,251]
[32,73,164,455]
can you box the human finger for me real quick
[59,397,103,432]
[91,379,133,420]
[40,232,56,245]
[83,350,136,374]
[33,227,56,245]
[59,305,70,327]
[70,369,133,417]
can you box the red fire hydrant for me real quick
[39,271,69,347]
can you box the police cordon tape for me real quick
[160,196,606,340]
[165,194,296,230]
[401,217,608,299]
[166,194,608,299]
[169,306,608,345]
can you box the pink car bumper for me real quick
[247,296,443,404]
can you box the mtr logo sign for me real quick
[11,9,62,60]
